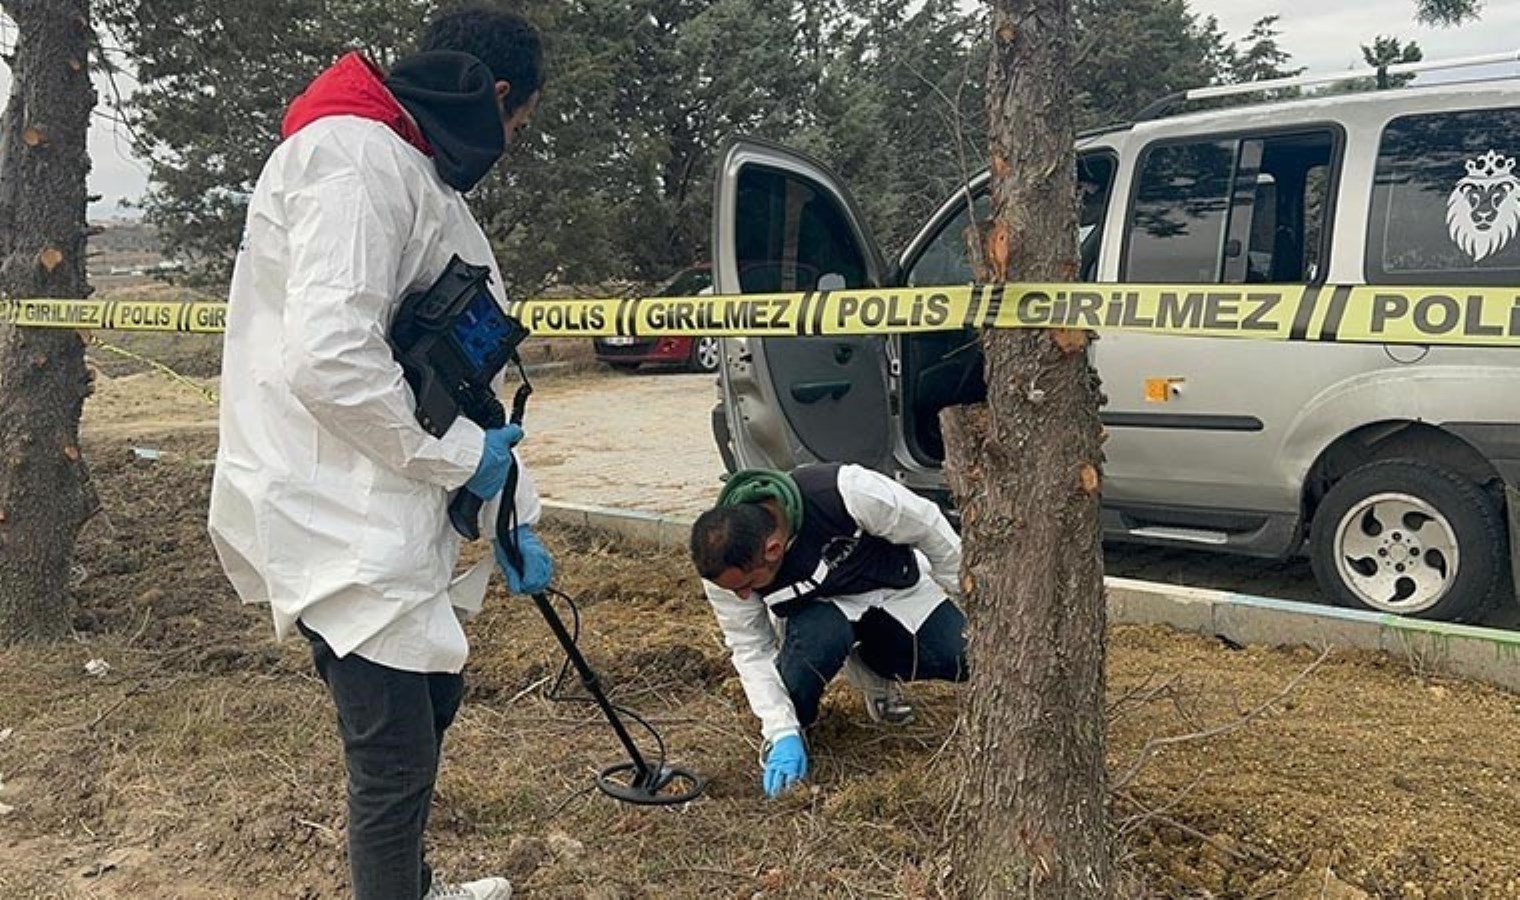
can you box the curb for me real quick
[542,501,1520,694]
[542,500,697,551]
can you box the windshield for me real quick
[656,267,713,297]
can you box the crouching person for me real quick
[689,464,969,798]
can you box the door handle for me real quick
[791,381,851,403]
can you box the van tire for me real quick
[1309,460,1505,622]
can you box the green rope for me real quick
[716,468,804,534]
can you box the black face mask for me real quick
[385,51,505,193]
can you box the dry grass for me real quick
[3,434,1520,898]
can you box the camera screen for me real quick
[453,288,517,376]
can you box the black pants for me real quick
[302,622,464,900]
[777,599,968,729]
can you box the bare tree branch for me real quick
[1111,647,1331,793]
[899,52,986,274]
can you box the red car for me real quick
[594,265,722,373]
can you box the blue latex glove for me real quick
[463,424,524,500]
[763,734,808,798]
[496,524,554,594]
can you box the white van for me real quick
[710,64,1520,623]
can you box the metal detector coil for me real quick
[596,761,706,806]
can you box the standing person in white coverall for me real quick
[689,465,969,798]
[207,8,551,899]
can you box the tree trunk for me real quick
[942,0,1114,895]
[0,0,98,643]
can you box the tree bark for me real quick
[0,0,98,643]
[943,0,1114,895]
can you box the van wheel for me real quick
[1309,460,1505,622]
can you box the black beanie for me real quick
[385,50,505,192]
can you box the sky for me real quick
[0,14,149,220]
[1197,0,1520,75]
[1,3,1517,219]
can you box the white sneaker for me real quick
[424,877,512,900]
[843,652,914,725]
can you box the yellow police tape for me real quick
[6,283,1520,346]
[0,298,228,333]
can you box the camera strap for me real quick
[496,356,534,574]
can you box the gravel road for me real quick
[520,369,1338,601]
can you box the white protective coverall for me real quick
[207,112,538,675]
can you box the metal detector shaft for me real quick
[527,591,655,786]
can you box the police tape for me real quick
[0,298,228,333]
[7,283,1520,346]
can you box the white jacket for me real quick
[208,114,538,674]
[702,464,961,741]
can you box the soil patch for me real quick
[2,433,1518,898]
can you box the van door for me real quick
[1100,128,1341,550]
[712,138,895,472]
[895,152,1119,471]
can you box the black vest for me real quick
[761,464,919,617]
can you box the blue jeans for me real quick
[302,622,463,900]
[777,599,968,729]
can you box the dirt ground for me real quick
[2,369,1520,898]
[499,371,724,517]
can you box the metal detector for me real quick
[495,369,705,806]
[526,589,706,805]
[392,263,706,805]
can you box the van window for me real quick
[735,166,865,291]
[1124,131,1334,283]
[1126,140,1235,282]
[1078,154,1118,279]
[1303,165,1330,281]
[904,153,1116,286]
[1368,108,1520,285]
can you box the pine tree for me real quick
[943,0,1114,893]
[0,0,100,642]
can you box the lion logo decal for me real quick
[1447,149,1520,263]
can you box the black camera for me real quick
[390,255,531,539]
[390,255,529,439]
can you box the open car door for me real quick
[712,137,894,472]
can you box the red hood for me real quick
[281,52,432,155]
